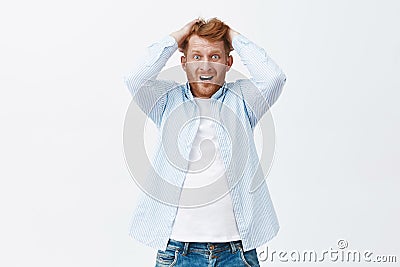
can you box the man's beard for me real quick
[189,82,221,98]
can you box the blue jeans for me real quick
[155,238,260,267]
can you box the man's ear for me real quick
[226,55,233,71]
[181,56,187,71]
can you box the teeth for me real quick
[200,75,213,80]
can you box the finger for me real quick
[190,18,201,26]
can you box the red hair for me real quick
[181,18,232,56]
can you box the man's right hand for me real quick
[170,19,201,52]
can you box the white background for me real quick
[1,0,399,266]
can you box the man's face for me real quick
[181,35,233,98]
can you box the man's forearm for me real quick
[123,36,179,127]
[232,34,286,84]
[123,35,178,97]
[232,34,287,125]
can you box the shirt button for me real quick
[209,244,215,250]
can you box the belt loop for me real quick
[182,242,189,256]
[229,241,237,253]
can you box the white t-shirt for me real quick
[170,98,241,242]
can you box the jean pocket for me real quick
[156,248,179,267]
[238,247,260,267]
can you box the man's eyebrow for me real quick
[190,49,223,54]
[209,50,223,54]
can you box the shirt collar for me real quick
[184,82,227,100]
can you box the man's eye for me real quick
[193,55,200,60]
[211,55,220,60]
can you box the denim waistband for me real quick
[167,238,243,256]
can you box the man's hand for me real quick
[170,19,201,52]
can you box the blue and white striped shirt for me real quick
[123,34,287,252]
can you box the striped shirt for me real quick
[123,34,287,252]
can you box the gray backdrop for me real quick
[0,0,399,266]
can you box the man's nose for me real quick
[199,60,212,71]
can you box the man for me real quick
[124,18,287,266]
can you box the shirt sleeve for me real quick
[232,34,287,128]
[123,35,179,127]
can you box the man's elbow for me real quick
[272,71,287,93]
[123,72,143,97]
[270,71,287,103]
[278,71,287,86]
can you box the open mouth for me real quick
[199,75,214,81]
